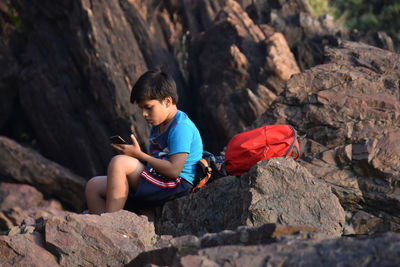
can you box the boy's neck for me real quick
[159,106,178,133]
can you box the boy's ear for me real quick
[163,96,173,107]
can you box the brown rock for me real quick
[265,32,300,81]
[194,0,299,151]
[45,210,157,266]
[0,182,44,211]
[0,137,86,211]
[0,182,68,232]
[252,41,400,234]
[343,211,390,235]
[246,0,395,71]
[0,233,59,266]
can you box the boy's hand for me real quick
[111,134,142,158]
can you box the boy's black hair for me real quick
[130,70,178,104]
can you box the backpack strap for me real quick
[192,159,212,193]
[284,125,298,158]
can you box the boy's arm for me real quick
[112,134,187,179]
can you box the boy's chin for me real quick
[148,121,160,126]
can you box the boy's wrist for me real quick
[137,151,150,162]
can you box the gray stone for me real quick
[176,232,400,267]
[129,223,320,266]
[156,158,345,237]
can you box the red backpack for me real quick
[225,125,300,176]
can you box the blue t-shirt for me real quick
[148,110,203,184]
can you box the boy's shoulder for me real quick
[174,110,197,129]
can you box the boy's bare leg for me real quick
[105,155,145,212]
[85,176,107,214]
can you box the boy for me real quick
[85,70,203,214]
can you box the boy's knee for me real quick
[108,155,139,170]
[85,176,104,196]
[85,177,96,195]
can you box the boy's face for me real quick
[138,98,170,126]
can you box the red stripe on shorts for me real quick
[141,170,182,188]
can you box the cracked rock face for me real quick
[0,210,157,267]
[156,158,344,237]
[253,41,400,233]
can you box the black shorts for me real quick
[124,167,192,212]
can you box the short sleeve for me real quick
[168,122,193,155]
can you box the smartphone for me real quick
[109,135,128,145]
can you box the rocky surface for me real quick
[130,231,400,267]
[192,0,300,151]
[253,40,400,233]
[0,136,86,211]
[45,211,157,266]
[0,233,59,266]
[0,0,394,174]
[245,0,395,70]
[0,210,157,266]
[0,182,66,234]
[9,0,150,177]
[0,0,399,266]
[156,158,344,237]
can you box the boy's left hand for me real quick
[111,134,142,158]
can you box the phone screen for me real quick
[109,135,127,144]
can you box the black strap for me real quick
[284,125,297,158]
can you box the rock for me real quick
[252,41,400,233]
[12,0,150,177]
[45,210,157,266]
[0,182,68,232]
[0,232,59,266]
[131,226,400,266]
[343,210,393,236]
[193,0,299,151]
[174,232,400,267]
[156,158,344,237]
[0,40,19,132]
[0,137,86,211]
[0,182,44,211]
[245,0,395,71]
[129,223,319,266]
[0,212,13,233]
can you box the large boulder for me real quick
[0,136,86,211]
[156,157,345,237]
[253,41,400,233]
[45,210,157,266]
[11,0,150,177]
